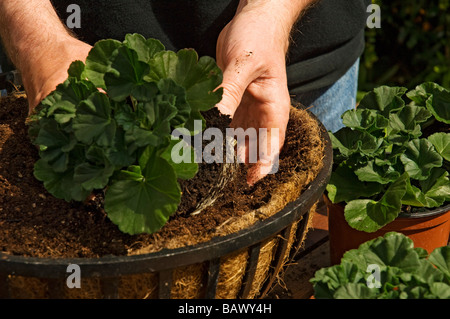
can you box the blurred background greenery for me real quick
[358,0,450,100]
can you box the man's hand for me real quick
[215,0,311,185]
[0,0,92,113]
[24,36,92,112]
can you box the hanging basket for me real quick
[0,99,332,299]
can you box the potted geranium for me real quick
[0,34,331,298]
[310,232,450,299]
[325,83,450,265]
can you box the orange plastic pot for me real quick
[325,196,450,265]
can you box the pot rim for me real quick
[0,109,333,279]
[325,196,450,220]
[398,203,450,219]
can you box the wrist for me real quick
[20,35,92,110]
[20,33,71,93]
[18,31,73,74]
[235,0,311,53]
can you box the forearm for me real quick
[0,0,72,72]
[236,0,316,53]
[0,0,92,110]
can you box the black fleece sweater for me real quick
[50,0,371,92]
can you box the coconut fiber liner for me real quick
[1,95,325,299]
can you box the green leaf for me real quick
[34,119,76,172]
[366,174,408,225]
[136,145,154,170]
[104,155,181,235]
[423,170,450,202]
[103,128,136,167]
[104,46,151,101]
[415,247,429,259]
[373,145,404,167]
[344,199,379,232]
[184,110,206,133]
[428,132,450,162]
[326,164,383,203]
[72,92,117,147]
[347,232,421,272]
[124,125,161,149]
[67,60,86,80]
[147,50,177,81]
[84,39,122,89]
[150,99,178,138]
[84,144,108,165]
[333,283,378,299]
[130,82,159,102]
[388,104,431,137]
[40,78,97,124]
[157,78,191,127]
[400,139,443,180]
[407,82,450,124]
[403,168,449,208]
[148,49,223,112]
[73,162,115,191]
[425,87,450,124]
[186,55,223,111]
[114,165,144,182]
[407,82,444,106]
[344,174,408,232]
[402,286,430,299]
[355,160,401,185]
[329,128,382,157]
[402,177,429,207]
[386,133,411,146]
[312,232,450,299]
[135,101,155,129]
[358,86,408,116]
[310,263,364,299]
[124,97,176,150]
[429,246,450,280]
[429,283,450,299]
[341,108,388,132]
[412,168,450,207]
[160,137,198,180]
[34,159,89,202]
[169,49,204,88]
[412,258,445,285]
[123,33,165,64]
[114,103,136,131]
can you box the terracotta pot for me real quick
[325,196,450,265]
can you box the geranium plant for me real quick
[28,33,223,235]
[326,82,450,232]
[311,232,450,299]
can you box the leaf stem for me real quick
[130,96,137,112]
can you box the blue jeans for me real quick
[291,59,359,133]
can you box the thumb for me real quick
[215,66,253,117]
